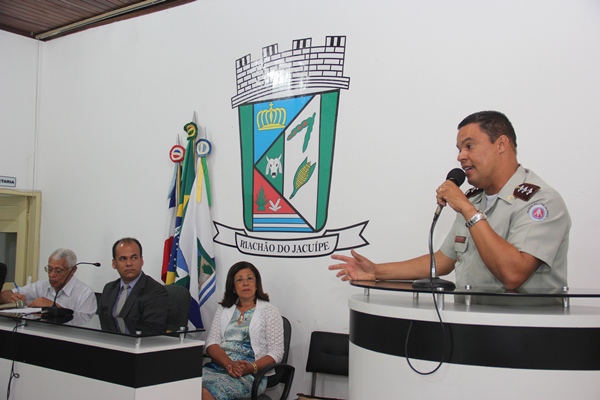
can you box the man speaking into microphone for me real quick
[0,248,97,317]
[329,111,571,296]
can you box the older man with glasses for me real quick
[0,248,97,318]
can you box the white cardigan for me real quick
[206,299,285,364]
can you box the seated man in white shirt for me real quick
[0,248,97,319]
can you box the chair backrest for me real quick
[164,284,191,328]
[95,292,102,314]
[305,331,349,396]
[266,316,292,388]
[233,315,294,400]
[0,262,7,291]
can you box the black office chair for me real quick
[237,316,295,400]
[0,262,7,291]
[164,284,192,328]
[305,331,349,397]
[95,292,102,314]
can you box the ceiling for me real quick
[0,0,194,41]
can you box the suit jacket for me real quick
[99,272,169,331]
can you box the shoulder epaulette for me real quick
[513,183,540,201]
[465,187,483,198]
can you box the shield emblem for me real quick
[218,36,367,258]
[239,91,340,233]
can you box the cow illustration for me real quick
[266,155,282,178]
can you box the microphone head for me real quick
[15,299,24,308]
[446,168,466,187]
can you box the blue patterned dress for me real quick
[203,308,267,400]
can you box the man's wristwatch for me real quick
[465,210,487,229]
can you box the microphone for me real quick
[74,262,101,267]
[0,300,25,310]
[433,168,466,221]
[41,261,101,318]
[413,169,466,291]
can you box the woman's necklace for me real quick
[236,302,254,324]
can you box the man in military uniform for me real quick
[329,111,571,292]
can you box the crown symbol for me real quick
[256,103,286,131]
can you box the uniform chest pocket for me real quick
[454,235,469,254]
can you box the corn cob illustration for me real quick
[290,157,316,199]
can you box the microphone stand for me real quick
[412,210,456,291]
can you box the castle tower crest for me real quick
[232,36,350,108]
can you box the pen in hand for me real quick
[12,282,26,304]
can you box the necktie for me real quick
[114,284,129,317]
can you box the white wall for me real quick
[4,0,600,398]
[0,31,39,190]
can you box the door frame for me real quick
[0,189,41,286]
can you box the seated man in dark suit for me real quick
[98,237,169,332]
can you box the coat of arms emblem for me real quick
[232,36,350,233]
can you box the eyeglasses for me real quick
[234,276,255,284]
[44,265,72,275]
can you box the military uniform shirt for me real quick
[439,165,571,291]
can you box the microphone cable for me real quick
[404,212,451,375]
[6,320,25,400]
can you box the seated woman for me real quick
[202,261,284,400]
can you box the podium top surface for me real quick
[350,280,600,298]
[0,312,204,338]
